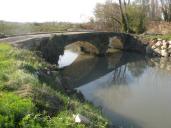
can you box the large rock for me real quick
[154,48,161,54]
[169,41,171,45]
[168,44,171,49]
[155,41,162,47]
[161,45,167,50]
[151,45,157,49]
[147,39,171,57]
[161,49,168,57]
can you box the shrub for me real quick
[127,5,146,33]
[19,114,49,128]
[0,92,34,128]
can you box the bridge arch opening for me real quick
[65,41,99,55]
[58,41,99,68]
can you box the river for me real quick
[58,50,171,128]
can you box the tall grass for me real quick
[0,43,108,128]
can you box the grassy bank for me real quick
[141,34,171,41]
[0,43,108,128]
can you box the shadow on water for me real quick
[59,51,149,128]
[59,52,147,89]
[76,54,171,128]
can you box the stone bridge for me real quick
[12,32,146,64]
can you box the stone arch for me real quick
[65,41,99,55]
[35,32,146,64]
[39,36,100,64]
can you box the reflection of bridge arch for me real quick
[59,52,146,89]
[112,65,127,85]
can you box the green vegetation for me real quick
[0,43,108,128]
[0,21,82,35]
[93,1,147,33]
[142,34,171,41]
[126,5,146,33]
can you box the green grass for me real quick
[0,21,82,35]
[0,43,108,128]
[0,92,34,128]
[142,34,171,41]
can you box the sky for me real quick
[0,0,106,23]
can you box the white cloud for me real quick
[0,0,105,22]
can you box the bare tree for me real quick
[119,0,130,32]
[160,0,171,21]
[94,1,122,31]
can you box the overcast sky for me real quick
[0,0,106,23]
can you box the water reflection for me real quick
[59,50,171,128]
[59,52,146,89]
[76,55,171,128]
[58,50,79,68]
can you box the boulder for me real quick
[168,44,171,49]
[161,45,167,49]
[168,49,171,54]
[162,40,167,45]
[168,40,171,45]
[161,49,168,57]
[151,45,157,49]
[154,48,161,54]
[155,41,162,47]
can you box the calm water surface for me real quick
[58,50,79,68]
[59,50,171,128]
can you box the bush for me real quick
[0,44,109,127]
[19,114,49,128]
[0,93,34,128]
[127,5,146,33]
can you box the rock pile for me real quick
[146,39,171,57]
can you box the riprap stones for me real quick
[146,39,171,57]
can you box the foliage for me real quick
[0,43,108,127]
[94,1,122,32]
[0,21,82,35]
[19,114,49,128]
[142,34,171,41]
[94,1,147,33]
[0,92,34,128]
[160,0,171,21]
[126,5,146,33]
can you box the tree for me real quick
[93,0,147,33]
[119,0,147,33]
[94,1,122,31]
[119,0,130,32]
[160,0,171,21]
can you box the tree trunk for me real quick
[119,0,130,32]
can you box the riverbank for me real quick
[137,34,171,57]
[0,43,108,128]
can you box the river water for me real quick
[59,50,171,128]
